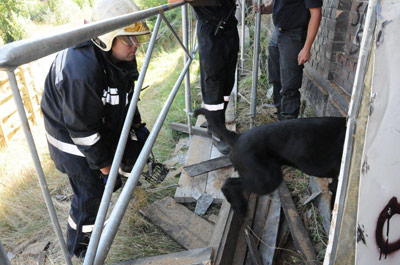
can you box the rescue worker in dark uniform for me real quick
[255,0,322,119]
[40,0,150,258]
[193,0,239,154]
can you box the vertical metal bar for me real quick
[192,20,198,53]
[0,239,11,265]
[6,70,72,265]
[182,4,193,136]
[250,0,261,128]
[84,14,163,265]
[94,58,193,265]
[241,0,246,75]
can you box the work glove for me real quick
[130,123,150,142]
[101,173,122,192]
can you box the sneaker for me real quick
[212,137,231,155]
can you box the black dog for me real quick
[194,108,346,216]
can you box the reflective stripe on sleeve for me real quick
[203,102,224,111]
[71,133,100,146]
[46,132,85,157]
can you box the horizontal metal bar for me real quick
[0,1,185,71]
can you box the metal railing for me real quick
[0,1,197,264]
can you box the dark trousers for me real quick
[197,21,239,111]
[268,27,306,118]
[49,138,144,257]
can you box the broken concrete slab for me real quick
[309,176,332,235]
[140,197,214,249]
[195,193,214,215]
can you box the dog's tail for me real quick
[194,108,238,146]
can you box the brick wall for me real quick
[302,0,369,116]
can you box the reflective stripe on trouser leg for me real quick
[66,167,105,257]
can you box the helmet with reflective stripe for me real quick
[91,0,150,51]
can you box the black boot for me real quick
[212,134,231,155]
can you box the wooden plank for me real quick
[140,197,214,249]
[259,190,281,265]
[244,195,272,265]
[233,193,259,265]
[174,116,213,202]
[278,183,319,265]
[183,156,232,177]
[209,198,242,265]
[116,247,213,265]
[244,228,263,265]
[273,218,290,265]
[205,122,236,202]
[169,122,210,138]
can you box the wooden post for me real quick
[18,66,37,125]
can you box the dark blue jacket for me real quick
[41,41,141,173]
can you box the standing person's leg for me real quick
[222,26,240,112]
[267,28,282,119]
[277,30,305,119]
[66,166,105,258]
[197,22,232,154]
[198,22,225,115]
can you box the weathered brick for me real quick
[333,31,347,42]
[326,18,337,31]
[338,0,351,11]
[335,11,349,31]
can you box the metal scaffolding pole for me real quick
[84,13,163,265]
[94,57,193,265]
[0,239,11,265]
[250,0,262,128]
[7,70,72,265]
[182,4,193,136]
[240,0,246,75]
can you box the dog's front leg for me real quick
[221,178,248,217]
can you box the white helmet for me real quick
[91,0,150,51]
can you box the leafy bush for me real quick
[0,0,25,43]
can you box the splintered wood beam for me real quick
[209,200,243,265]
[259,190,281,265]
[278,182,319,265]
[244,228,263,265]
[140,197,214,249]
[183,155,232,177]
[169,122,210,138]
